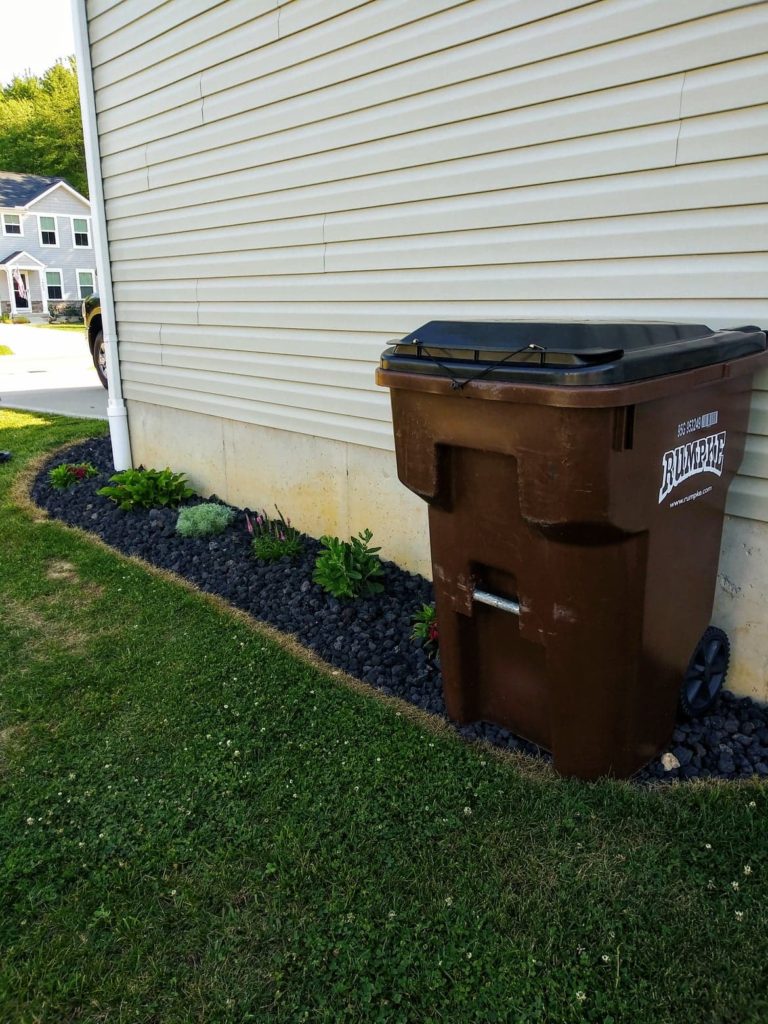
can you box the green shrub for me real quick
[97,467,195,511]
[313,529,384,599]
[249,507,303,562]
[48,462,98,489]
[411,603,439,659]
[176,502,235,538]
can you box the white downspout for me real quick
[71,0,132,470]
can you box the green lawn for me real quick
[0,409,766,1024]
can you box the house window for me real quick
[72,217,91,247]
[39,215,58,246]
[77,270,95,298]
[46,270,63,300]
[2,214,21,235]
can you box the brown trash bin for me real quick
[377,321,768,780]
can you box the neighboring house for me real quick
[0,172,96,318]
[74,1,768,699]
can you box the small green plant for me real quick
[313,528,384,599]
[97,467,195,511]
[176,502,235,538]
[48,461,98,489]
[411,603,439,659]
[248,507,303,562]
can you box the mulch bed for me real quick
[31,436,768,784]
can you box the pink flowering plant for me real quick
[48,461,99,489]
[411,603,439,659]
[249,507,303,562]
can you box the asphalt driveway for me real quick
[0,323,107,419]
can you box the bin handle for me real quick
[473,588,520,616]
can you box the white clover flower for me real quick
[732,881,740,891]
[602,954,610,963]
[576,991,587,1003]
[704,843,712,850]
[445,896,453,906]
[463,806,473,816]
[26,817,34,825]
[170,889,177,896]
[466,952,472,959]
[735,911,744,921]
[388,911,396,919]
[744,865,752,876]
[748,801,756,808]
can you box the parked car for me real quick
[83,294,106,388]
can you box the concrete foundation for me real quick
[714,515,768,703]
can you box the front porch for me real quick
[0,251,48,319]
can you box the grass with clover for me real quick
[0,408,767,1024]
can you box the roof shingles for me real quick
[0,172,63,208]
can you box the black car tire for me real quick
[92,329,108,389]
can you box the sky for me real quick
[0,0,76,85]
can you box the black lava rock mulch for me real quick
[32,436,768,785]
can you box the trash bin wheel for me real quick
[679,626,729,718]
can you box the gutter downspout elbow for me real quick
[71,0,132,471]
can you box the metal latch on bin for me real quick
[473,588,521,616]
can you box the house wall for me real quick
[85,0,768,696]
[1,188,95,301]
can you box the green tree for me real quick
[0,57,87,197]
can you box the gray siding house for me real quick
[0,172,96,318]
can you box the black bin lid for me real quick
[379,321,767,386]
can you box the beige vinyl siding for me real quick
[87,0,768,522]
